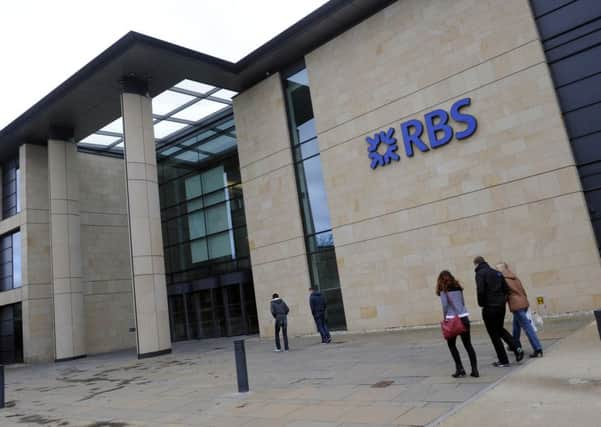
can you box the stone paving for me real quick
[0,315,590,427]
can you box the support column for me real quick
[47,134,86,361]
[121,76,171,358]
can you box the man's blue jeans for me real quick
[513,309,542,352]
[314,314,330,342]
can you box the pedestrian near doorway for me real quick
[496,262,543,358]
[270,293,289,352]
[474,256,524,367]
[436,270,479,378]
[309,287,331,343]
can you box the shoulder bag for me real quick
[440,292,467,340]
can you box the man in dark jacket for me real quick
[270,293,289,352]
[309,287,331,343]
[474,256,523,366]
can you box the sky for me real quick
[0,0,328,129]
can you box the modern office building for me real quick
[1,0,601,364]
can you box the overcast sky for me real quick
[0,0,327,129]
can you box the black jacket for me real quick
[309,292,327,317]
[270,298,289,320]
[475,262,509,308]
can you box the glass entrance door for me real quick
[168,281,258,341]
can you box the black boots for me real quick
[470,368,480,378]
[515,347,524,362]
[452,368,466,378]
[530,349,543,358]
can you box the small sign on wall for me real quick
[365,97,478,169]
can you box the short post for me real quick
[0,365,4,409]
[594,309,601,341]
[234,340,249,393]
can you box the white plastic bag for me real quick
[526,309,538,332]
[532,311,544,330]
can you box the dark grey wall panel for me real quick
[531,0,601,250]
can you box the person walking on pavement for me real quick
[436,270,479,378]
[309,287,331,343]
[474,256,524,367]
[270,293,289,352]
[496,262,543,358]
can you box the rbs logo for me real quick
[366,97,478,169]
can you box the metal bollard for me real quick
[594,309,601,341]
[234,340,249,393]
[0,365,4,409]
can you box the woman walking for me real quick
[436,270,479,378]
[496,263,543,358]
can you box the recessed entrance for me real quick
[168,276,258,341]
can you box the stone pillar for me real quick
[20,144,54,363]
[120,76,171,358]
[48,135,86,361]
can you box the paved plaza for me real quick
[0,314,593,427]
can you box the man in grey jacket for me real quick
[270,293,290,352]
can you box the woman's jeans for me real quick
[512,309,542,352]
[447,317,478,372]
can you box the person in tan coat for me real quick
[496,262,543,358]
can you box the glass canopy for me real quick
[77,79,236,155]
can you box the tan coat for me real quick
[504,274,529,312]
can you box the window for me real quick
[0,302,23,364]
[2,156,20,219]
[0,230,21,292]
[283,65,347,330]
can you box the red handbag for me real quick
[440,292,467,340]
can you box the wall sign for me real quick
[366,97,478,169]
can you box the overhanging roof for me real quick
[0,0,395,159]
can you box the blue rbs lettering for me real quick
[366,97,477,169]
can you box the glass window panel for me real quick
[188,211,206,239]
[173,99,226,122]
[78,134,119,147]
[12,232,20,288]
[213,89,237,101]
[306,231,335,253]
[300,155,332,234]
[297,119,317,145]
[159,146,181,156]
[204,191,226,206]
[99,118,123,133]
[208,232,231,259]
[295,138,319,160]
[215,119,235,131]
[15,168,20,213]
[308,249,340,290]
[202,166,225,194]
[287,68,310,86]
[153,121,188,139]
[191,239,208,263]
[152,90,195,115]
[184,175,202,200]
[198,134,236,155]
[183,131,215,146]
[174,150,207,163]
[174,79,215,94]
[205,204,229,234]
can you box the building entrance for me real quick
[168,275,258,341]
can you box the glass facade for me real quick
[0,302,23,364]
[0,230,21,292]
[2,156,20,219]
[158,113,258,341]
[283,65,347,330]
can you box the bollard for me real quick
[0,365,4,409]
[234,340,249,393]
[594,309,601,341]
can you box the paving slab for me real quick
[0,314,591,427]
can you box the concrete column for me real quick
[48,136,86,361]
[121,76,171,358]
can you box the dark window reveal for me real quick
[283,65,347,331]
